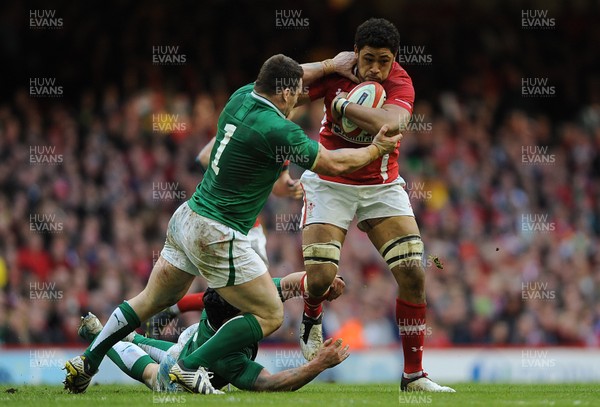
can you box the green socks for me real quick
[84,301,141,371]
[106,343,154,382]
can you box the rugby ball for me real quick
[341,81,386,139]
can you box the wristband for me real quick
[333,97,349,116]
[368,144,380,160]
[340,100,350,116]
[322,59,335,75]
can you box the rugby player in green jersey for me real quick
[64,53,401,394]
[196,136,303,268]
[76,272,347,393]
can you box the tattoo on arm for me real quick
[253,362,324,392]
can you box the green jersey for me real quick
[188,83,320,234]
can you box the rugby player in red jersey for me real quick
[296,18,455,392]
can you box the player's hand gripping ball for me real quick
[341,81,386,139]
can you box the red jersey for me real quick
[308,62,414,185]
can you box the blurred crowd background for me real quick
[0,0,599,348]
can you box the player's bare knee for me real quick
[309,272,336,296]
[303,241,341,296]
[397,265,425,296]
[271,307,284,332]
[256,303,283,335]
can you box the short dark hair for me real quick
[203,288,240,330]
[255,54,303,95]
[355,18,400,55]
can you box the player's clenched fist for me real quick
[372,124,402,156]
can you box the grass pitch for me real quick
[1,383,599,406]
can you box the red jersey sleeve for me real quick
[382,63,415,114]
[308,76,332,101]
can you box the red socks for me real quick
[176,292,205,313]
[396,298,426,375]
[301,275,328,319]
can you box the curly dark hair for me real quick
[203,288,241,330]
[355,18,400,55]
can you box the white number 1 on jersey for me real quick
[211,123,236,175]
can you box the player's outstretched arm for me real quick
[278,272,345,302]
[332,93,412,136]
[301,51,358,86]
[312,124,402,176]
[297,52,359,106]
[252,338,350,392]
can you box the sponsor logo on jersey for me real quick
[331,123,373,144]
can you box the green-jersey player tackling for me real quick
[64,53,401,395]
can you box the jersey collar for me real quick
[251,91,286,119]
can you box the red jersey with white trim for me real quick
[308,62,414,185]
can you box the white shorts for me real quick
[300,171,414,230]
[248,224,269,267]
[161,202,268,288]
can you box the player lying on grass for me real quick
[77,272,348,393]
